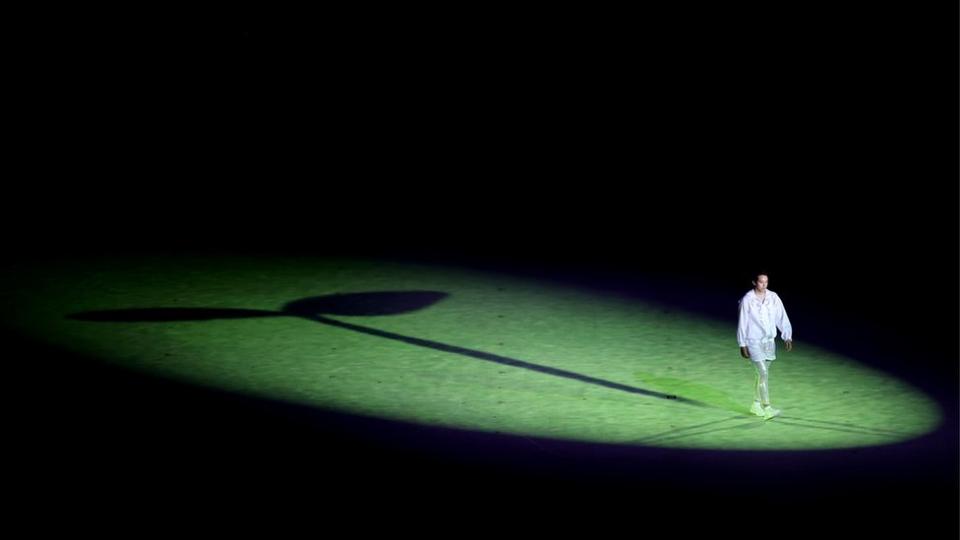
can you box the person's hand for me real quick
[785,340,793,352]
[740,346,750,359]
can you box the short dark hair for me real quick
[752,271,769,283]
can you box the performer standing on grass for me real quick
[737,272,793,419]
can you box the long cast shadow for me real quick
[309,314,702,404]
[68,291,708,407]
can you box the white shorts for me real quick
[747,340,776,362]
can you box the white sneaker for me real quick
[762,405,782,420]
[750,401,765,417]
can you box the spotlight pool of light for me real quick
[2,255,941,450]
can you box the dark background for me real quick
[6,4,957,536]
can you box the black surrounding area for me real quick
[6,4,957,536]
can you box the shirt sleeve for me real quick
[776,295,793,341]
[737,299,748,347]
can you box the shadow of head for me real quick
[66,291,449,322]
[283,291,448,317]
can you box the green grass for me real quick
[1,254,941,450]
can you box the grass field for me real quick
[1,254,941,450]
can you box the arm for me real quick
[737,300,750,358]
[775,295,793,350]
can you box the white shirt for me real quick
[737,289,792,347]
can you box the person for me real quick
[737,272,792,419]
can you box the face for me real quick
[753,274,769,292]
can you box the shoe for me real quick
[750,401,765,417]
[762,405,781,420]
